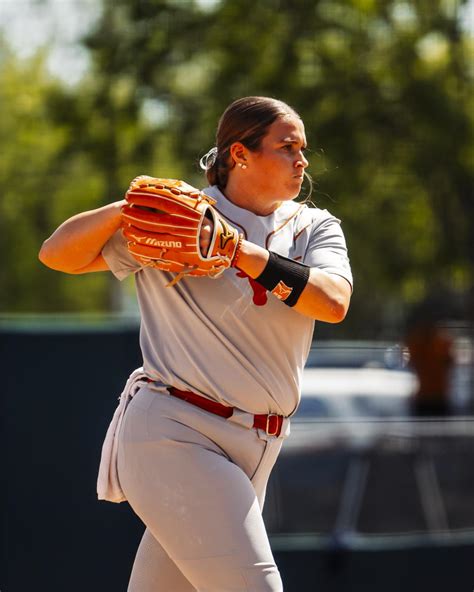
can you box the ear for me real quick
[229,142,249,167]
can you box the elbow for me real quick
[38,240,72,273]
[38,240,53,268]
[326,296,350,324]
[327,303,347,323]
[306,270,352,323]
[325,278,352,323]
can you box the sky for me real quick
[0,0,472,85]
[0,0,100,84]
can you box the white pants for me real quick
[117,386,290,592]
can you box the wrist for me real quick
[231,234,244,268]
[108,200,127,229]
[233,240,269,277]
[254,251,310,307]
[113,198,126,214]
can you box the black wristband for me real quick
[255,251,310,307]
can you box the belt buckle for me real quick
[266,413,279,436]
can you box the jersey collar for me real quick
[203,185,303,232]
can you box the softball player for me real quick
[39,96,353,591]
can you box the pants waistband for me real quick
[145,380,285,437]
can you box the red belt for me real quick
[151,383,284,437]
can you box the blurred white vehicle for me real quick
[294,366,418,419]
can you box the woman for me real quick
[39,96,352,592]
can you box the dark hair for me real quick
[205,96,300,188]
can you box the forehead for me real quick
[264,115,307,145]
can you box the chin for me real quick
[282,186,302,201]
[287,179,304,197]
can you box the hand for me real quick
[199,213,214,257]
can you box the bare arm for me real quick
[38,200,126,274]
[236,240,351,323]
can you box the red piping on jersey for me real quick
[292,223,312,248]
[265,204,304,249]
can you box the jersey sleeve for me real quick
[101,229,142,281]
[303,212,353,289]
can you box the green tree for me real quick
[83,0,473,336]
[2,0,472,332]
[0,42,104,312]
[0,32,157,313]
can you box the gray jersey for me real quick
[102,186,352,417]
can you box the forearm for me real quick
[235,239,269,278]
[39,200,125,272]
[236,240,351,322]
[293,268,351,322]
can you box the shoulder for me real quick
[285,202,343,244]
[202,185,221,201]
[269,200,334,230]
[296,202,340,227]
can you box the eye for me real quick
[282,144,308,153]
[283,144,298,152]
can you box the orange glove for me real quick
[121,176,243,285]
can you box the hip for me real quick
[120,385,289,484]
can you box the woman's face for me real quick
[242,115,309,204]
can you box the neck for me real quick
[222,179,280,216]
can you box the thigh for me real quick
[128,528,196,592]
[119,427,282,591]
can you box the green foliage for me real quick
[0,44,103,311]
[0,33,157,312]
[82,0,473,333]
[1,0,473,333]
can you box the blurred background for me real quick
[1,0,473,590]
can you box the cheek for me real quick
[267,155,291,175]
[251,153,291,185]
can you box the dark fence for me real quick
[1,320,473,592]
[1,319,144,592]
[264,419,474,591]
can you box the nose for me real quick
[295,151,309,169]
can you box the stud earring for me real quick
[238,163,247,170]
